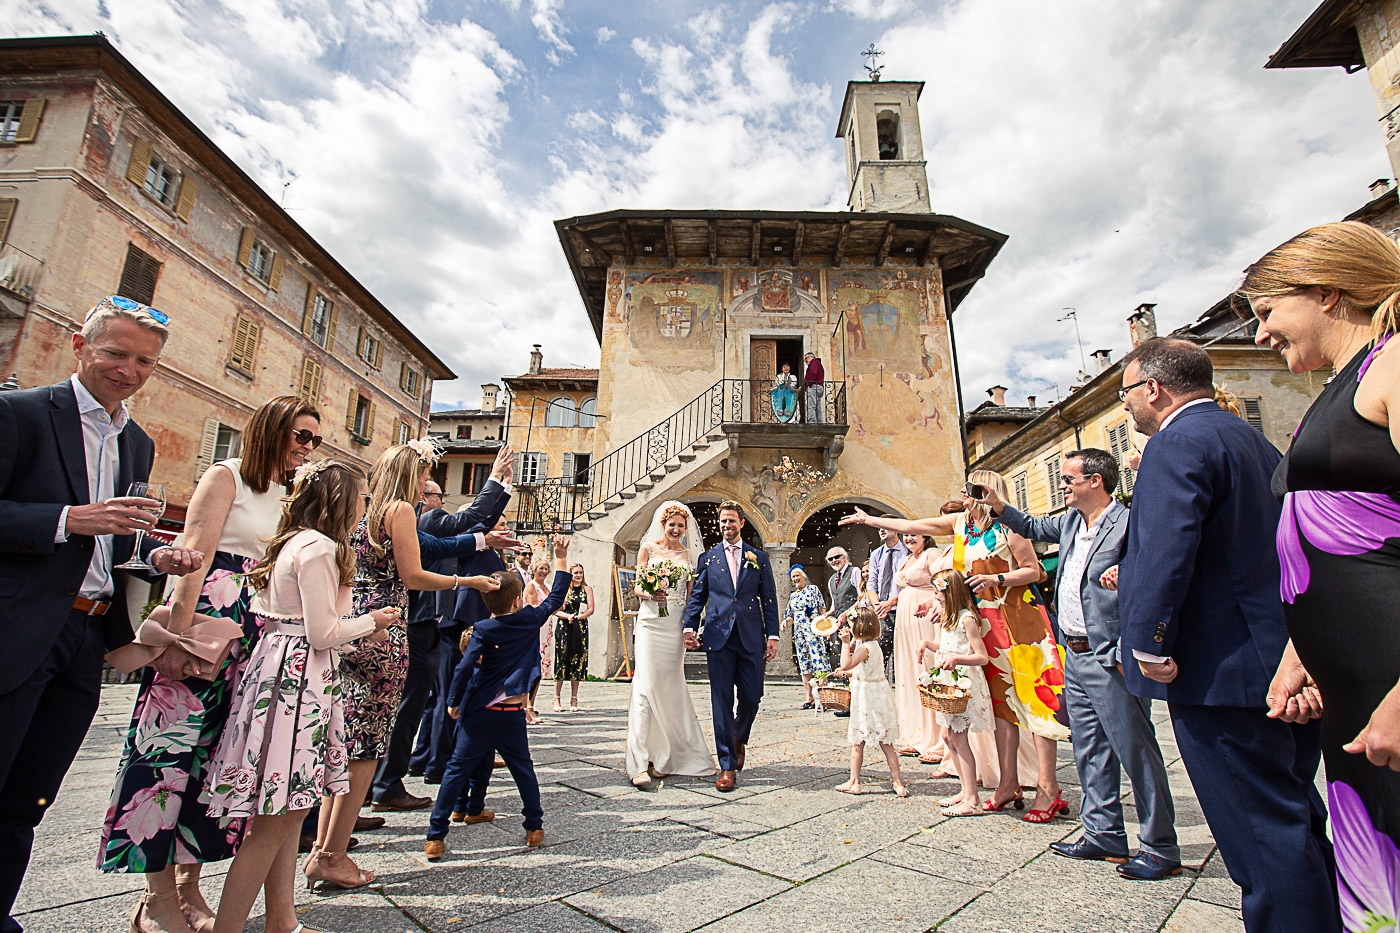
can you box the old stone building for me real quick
[0,36,452,521]
[523,78,1006,676]
[427,383,505,512]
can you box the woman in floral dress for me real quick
[100,397,320,933]
[305,442,497,891]
[784,565,829,708]
[552,563,594,711]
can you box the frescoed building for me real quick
[519,77,1007,676]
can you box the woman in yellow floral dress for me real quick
[841,470,1068,820]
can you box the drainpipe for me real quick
[947,309,969,469]
[1054,408,1082,449]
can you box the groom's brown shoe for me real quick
[736,743,746,771]
[716,770,737,792]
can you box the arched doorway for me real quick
[793,502,887,599]
[686,499,764,550]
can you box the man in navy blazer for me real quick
[1119,339,1337,933]
[683,500,778,791]
[372,454,516,809]
[0,299,203,933]
[986,448,1178,880]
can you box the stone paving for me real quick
[17,682,1251,932]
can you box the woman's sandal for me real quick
[1022,792,1069,824]
[982,791,1025,812]
[174,880,214,933]
[570,700,580,712]
[129,888,196,933]
[942,802,984,817]
[304,849,375,892]
[552,700,563,712]
[892,782,911,798]
[897,747,919,757]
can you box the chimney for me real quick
[1372,178,1393,199]
[1127,303,1158,347]
[528,344,543,375]
[1091,348,1112,374]
[1026,395,1036,408]
[986,385,1008,407]
[481,383,500,411]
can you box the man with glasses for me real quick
[1117,338,1337,932]
[825,547,858,678]
[0,297,204,932]
[371,450,521,809]
[976,449,1179,881]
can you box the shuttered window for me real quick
[394,420,411,445]
[228,316,260,376]
[117,243,161,306]
[303,288,334,348]
[1241,398,1264,434]
[1107,422,1136,495]
[237,227,283,289]
[1046,453,1065,511]
[357,327,383,369]
[347,391,374,440]
[399,362,421,398]
[0,99,43,143]
[1013,472,1029,511]
[298,357,322,404]
[0,199,15,245]
[514,452,547,485]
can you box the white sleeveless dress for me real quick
[624,552,717,779]
[848,640,899,748]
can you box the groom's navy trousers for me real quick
[707,628,765,771]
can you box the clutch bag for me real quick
[104,605,244,682]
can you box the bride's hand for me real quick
[653,587,669,602]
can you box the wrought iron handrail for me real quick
[515,378,847,533]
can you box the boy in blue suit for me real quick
[424,534,571,858]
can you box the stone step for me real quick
[604,501,622,511]
[650,471,667,482]
[677,452,696,463]
[588,510,607,521]
[706,432,725,442]
[634,481,654,491]
[572,521,591,531]
[664,462,681,473]
[619,490,636,500]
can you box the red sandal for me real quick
[981,791,1025,812]
[1022,792,1069,823]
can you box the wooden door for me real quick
[750,339,777,421]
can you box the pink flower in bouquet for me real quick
[114,768,184,844]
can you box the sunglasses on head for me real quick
[292,429,324,449]
[91,295,171,325]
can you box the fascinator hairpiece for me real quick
[933,577,949,592]
[407,435,445,463]
[293,461,321,485]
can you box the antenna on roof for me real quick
[862,44,884,82]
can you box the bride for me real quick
[625,501,718,787]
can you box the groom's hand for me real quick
[765,639,778,661]
[684,631,701,650]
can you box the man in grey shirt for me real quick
[981,448,1179,880]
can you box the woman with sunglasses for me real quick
[100,397,321,933]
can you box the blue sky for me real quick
[5,1,1389,410]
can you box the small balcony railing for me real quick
[0,243,43,302]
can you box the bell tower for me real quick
[835,76,931,213]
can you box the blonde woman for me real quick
[524,557,552,723]
[841,470,1066,820]
[304,442,497,891]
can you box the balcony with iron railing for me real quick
[0,243,43,309]
[513,378,847,534]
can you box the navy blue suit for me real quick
[427,570,570,838]
[682,541,778,771]
[0,380,165,932]
[1121,402,1337,933]
[373,482,510,801]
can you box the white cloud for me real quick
[530,0,574,64]
[596,25,616,44]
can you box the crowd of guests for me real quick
[0,218,1397,933]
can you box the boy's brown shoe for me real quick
[451,809,496,824]
[525,829,545,847]
[424,839,446,860]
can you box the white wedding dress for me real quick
[625,548,718,780]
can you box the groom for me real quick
[683,500,779,791]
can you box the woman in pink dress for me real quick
[524,558,552,724]
[890,534,945,763]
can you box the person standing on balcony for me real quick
[804,352,825,424]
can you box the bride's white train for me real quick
[625,501,718,785]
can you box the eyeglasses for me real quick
[423,491,444,499]
[292,429,324,449]
[1117,378,1151,401]
[1060,474,1088,486]
[91,295,171,326]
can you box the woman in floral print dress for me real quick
[99,397,320,933]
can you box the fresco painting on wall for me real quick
[761,270,793,312]
[606,270,624,321]
[626,270,720,369]
[830,270,923,374]
[727,269,821,305]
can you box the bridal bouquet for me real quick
[637,560,694,616]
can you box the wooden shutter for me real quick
[511,452,523,484]
[326,302,339,348]
[299,358,321,402]
[237,228,254,269]
[174,176,196,221]
[229,317,259,374]
[398,361,408,391]
[118,243,160,305]
[125,137,151,185]
[372,336,384,370]
[0,199,15,245]
[14,98,44,143]
[301,287,316,336]
[193,418,219,481]
[537,453,548,484]
[267,252,284,291]
[562,453,575,487]
[356,326,366,360]
[346,390,358,432]
[1108,423,1135,495]
[1242,398,1264,433]
[364,401,376,440]
[1046,453,1063,510]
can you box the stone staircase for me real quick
[571,430,729,536]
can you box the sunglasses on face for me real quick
[92,295,171,325]
[292,429,324,448]
[1060,474,1087,486]
[827,556,844,564]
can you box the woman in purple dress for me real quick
[1242,220,1400,933]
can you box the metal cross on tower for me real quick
[862,44,884,81]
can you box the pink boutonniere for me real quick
[743,551,760,571]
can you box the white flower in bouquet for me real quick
[637,559,694,616]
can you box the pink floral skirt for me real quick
[202,618,350,817]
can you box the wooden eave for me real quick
[0,35,456,380]
[1266,0,1366,71]
[555,209,1007,342]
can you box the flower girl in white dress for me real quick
[835,606,908,797]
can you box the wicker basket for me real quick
[817,685,851,712]
[919,683,969,714]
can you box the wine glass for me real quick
[113,482,166,571]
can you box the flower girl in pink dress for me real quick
[201,461,397,933]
